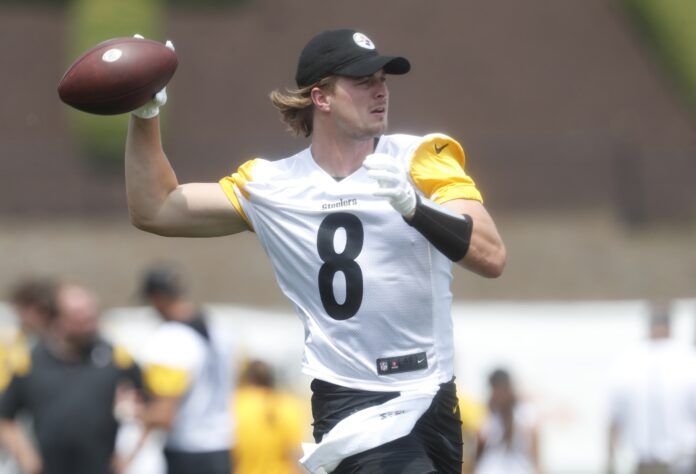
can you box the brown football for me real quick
[58,37,178,115]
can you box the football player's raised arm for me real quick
[125,116,248,237]
[441,199,506,278]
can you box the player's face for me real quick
[329,71,389,140]
[55,286,100,350]
[490,382,515,409]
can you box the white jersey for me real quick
[220,133,482,392]
[143,317,234,452]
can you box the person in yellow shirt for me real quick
[459,391,487,473]
[233,360,306,474]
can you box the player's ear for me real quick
[310,86,331,113]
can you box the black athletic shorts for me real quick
[311,377,463,474]
[163,449,231,474]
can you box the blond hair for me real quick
[269,76,336,137]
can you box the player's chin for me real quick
[351,118,387,140]
[366,117,388,136]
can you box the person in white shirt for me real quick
[123,28,506,473]
[137,265,234,474]
[474,368,541,474]
[607,303,696,474]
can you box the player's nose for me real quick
[373,80,388,100]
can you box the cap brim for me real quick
[336,55,411,78]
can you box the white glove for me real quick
[363,153,417,217]
[131,34,175,119]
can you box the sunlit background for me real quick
[1,0,695,472]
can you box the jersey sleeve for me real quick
[408,134,483,204]
[143,326,204,398]
[219,159,259,231]
[0,373,28,420]
[0,346,10,393]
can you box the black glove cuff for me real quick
[404,195,473,261]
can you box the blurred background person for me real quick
[138,264,235,474]
[0,278,59,471]
[473,368,541,474]
[0,278,58,392]
[0,282,142,474]
[7,278,56,343]
[606,302,696,474]
[232,359,305,474]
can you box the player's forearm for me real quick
[441,199,506,277]
[125,116,180,231]
[0,420,42,473]
[460,218,506,277]
[139,396,179,431]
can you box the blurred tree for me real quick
[63,0,244,170]
[621,0,696,110]
[66,0,164,169]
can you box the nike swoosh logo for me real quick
[417,358,425,364]
[434,143,449,154]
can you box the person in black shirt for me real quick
[0,282,141,474]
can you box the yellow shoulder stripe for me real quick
[219,159,257,231]
[409,135,483,204]
[144,364,190,397]
[0,336,31,390]
[113,345,134,370]
[9,342,31,377]
[0,346,10,391]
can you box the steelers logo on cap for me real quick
[353,32,376,50]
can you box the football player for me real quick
[125,29,506,474]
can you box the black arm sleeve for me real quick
[404,195,473,261]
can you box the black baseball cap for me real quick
[140,265,185,299]
[295,29,411,88]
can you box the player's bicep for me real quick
[441,199,506,277]
[148,182,249,237]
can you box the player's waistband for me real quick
[310,376,457,443]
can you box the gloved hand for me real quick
[131,34,175,119]
[363,153,417,217]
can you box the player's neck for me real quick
[310,127,375,178]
